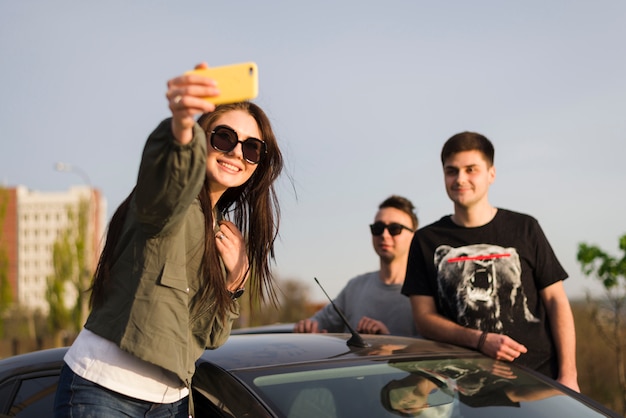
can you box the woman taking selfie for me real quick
[54,63,284,417]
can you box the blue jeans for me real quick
[53,363,189,417]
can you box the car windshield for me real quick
[195,356,607,418]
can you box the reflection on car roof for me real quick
[200,333,474,370]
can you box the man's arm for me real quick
[540,281,580,392]
[410,295,528,362]
[410,295,484,348]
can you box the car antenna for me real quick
[314,277,370,348]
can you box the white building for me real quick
[1,186,107,314]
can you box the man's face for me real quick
[371,207,415,263]
[443,150,495,210]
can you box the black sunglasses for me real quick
[210,125,267,164]
[369,221,414,236]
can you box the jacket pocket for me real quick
[159,261,189,293]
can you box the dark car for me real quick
[0,333,619,417]
[230,322,295,335]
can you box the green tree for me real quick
[577,234,626,416]
[74,199,91,327]
[47,199,92,343]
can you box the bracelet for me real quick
[477,331,488,352]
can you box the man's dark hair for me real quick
[379,195,418,230]
[441,131,495,167]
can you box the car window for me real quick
[0,380,17,413]
[235,357,611,418]
[252,363,409,417]
[6,374,57,417]
[287,387,337,418]
[192,363,272,418]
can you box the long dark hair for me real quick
[90,102,283,319]
[197,102,283,316]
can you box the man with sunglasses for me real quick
[294,195,420,336]
[401,132,579,392]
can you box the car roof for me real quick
[0,334,471,379]
[0,347,67,382]
[198,333,477,370]
[230,322,295,335]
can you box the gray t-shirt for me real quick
[312,271,418,337]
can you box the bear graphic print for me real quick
[434,243,539,332]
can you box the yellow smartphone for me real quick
[185,62,258,105]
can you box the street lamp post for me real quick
[54,162,92,188]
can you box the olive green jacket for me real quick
[84,119,239,386]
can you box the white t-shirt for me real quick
[64,328,189,403]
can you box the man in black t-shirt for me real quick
[401,131,579,391]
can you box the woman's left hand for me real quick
[215,220,249,290]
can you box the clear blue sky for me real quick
[2,1,625,303]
